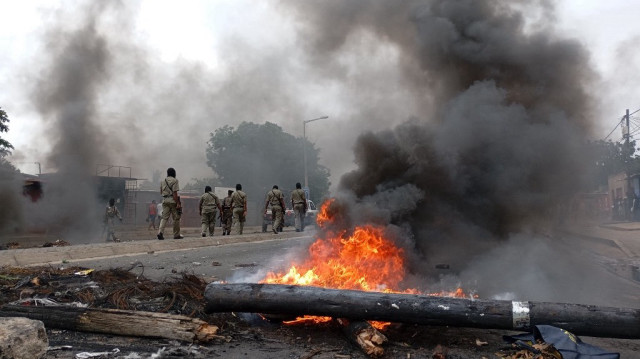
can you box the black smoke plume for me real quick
[285,0,607,302]
[26,2,119,241]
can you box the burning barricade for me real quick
[203,199,635,357]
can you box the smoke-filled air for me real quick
[280,0,611,306]
[2,0,630,306]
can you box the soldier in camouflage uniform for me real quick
[264,185,286,234]
[291,182,307,232]
[221,190,234,235]
[104,198,123,242]
[231,183,247,235]
[199,186,222,237]
[157,167,183,240]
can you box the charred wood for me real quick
[204,283,640,338]
[338,319,387,357]
[0,305,218,343]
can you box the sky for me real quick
[1,0,640,190]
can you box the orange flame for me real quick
[261,199,473,328]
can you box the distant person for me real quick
[231,183,247,235]
[104,198,123,242]
[199,186,222,237]
[157,167,183,240]
[264,185,285,234]
[221,189,234,235]
[291,182,307,232]
[148,200,158,230]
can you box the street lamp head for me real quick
[304,116,329,124]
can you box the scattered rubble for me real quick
[42,239,71,247]
[0,266,633,358]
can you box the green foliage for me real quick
[138,169,163,190]
[585,139,640,189]
[0,107,14,157]
[183,177,222,191]
[206,122,330,203]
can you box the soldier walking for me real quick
[199,186,222,237]
[264,185,285,234]
[221,189,234,235]
[231,183,247,235]
[291,182,307,232]
[157,167,183,240]
[104,198,123,242]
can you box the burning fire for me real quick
[261,198,472,328]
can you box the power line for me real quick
[603,116,624,141]
[603,108,640,141]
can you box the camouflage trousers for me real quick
[221,211,233,234]
[270,205,283,233]
[232,207,246,235]
[104,218,118,241]
[293,203,305,231]
[159,201,181,238]
[201,210,217,236]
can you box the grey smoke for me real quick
[4,0,631,306]
[25,1,117,241]
[280,0,624,305]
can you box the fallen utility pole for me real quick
[204,283,640,339]
[0,305,219,343]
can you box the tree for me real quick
[206,122,330,204]
[585,139,640,190]
[0,107,14,157]
[183,177,222,191]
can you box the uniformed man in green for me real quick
[221,189,234,235]
[291,182,307,232]
[264,185,285,234]
[231,183,247,235]
[199,186,222,237]
[104,198,123,242]
[157,167,183,240]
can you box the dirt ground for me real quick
[2,226,640,358]
[41,317,640,359]
[2,265,635,358]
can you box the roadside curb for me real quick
[0,232,309,267]
[599,223,640,232]
[558,229,637,258]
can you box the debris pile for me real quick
[0,264,209,318]
[42,239,71,247]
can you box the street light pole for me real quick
[303,116,328,189]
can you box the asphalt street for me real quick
[70,233,316,283]
[3,223,640,357]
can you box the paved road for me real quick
[71,234,316,282]
[4,223,640,357]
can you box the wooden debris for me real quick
[0,305,218,343]
[431,344,447,359]
[432,344,447,359]
[339,319,387,357]
[42,239,70,247]
[476,338,489,346]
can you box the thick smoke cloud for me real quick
[3,0,626,305]
[21,2,117,241]
[281,0,609,303]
